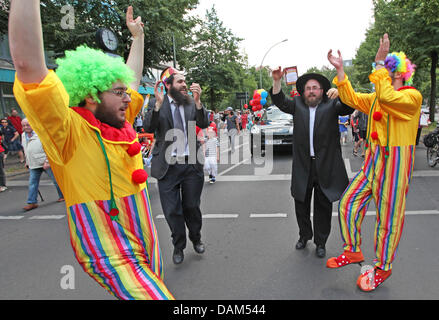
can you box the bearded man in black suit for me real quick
[269,68,353,258]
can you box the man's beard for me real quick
[95,103,125,129]
[304,94,322,107]
[169,85,192,106]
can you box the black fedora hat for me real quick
[296,73,331,97]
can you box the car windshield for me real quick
[264,107,293,121]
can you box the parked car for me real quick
[250,106,293,156]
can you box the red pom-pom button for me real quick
[132,169,148,184]
[373,111,383,121]
[371,131,379,140]
[109,208,119,217]
[127,142,141,157]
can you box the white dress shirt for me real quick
[168,95,189,156]
[309,105,318,157]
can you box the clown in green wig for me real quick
[56,45,134,106]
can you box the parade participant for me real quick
[9,1,173,300]
[143,67,209,265]
[326,34,422,291]
[270,69,353,258]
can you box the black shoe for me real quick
[193,241,205,254]
[295,238,308,250]
[173,248,184,264]
[316,245,326,258]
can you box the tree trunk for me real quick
[429,50,437,123]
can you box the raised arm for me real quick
[125,6,145,90]
[9,0,48,83]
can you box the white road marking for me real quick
[156,213,239,219]
[250,213,288,218]
[0,216,24,220]
[2,210,438,222]
[28,215,65,220]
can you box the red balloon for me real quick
[244,104,248,109]
[252,106,257,112]
[249,99,255,106]
[253,92,261,100]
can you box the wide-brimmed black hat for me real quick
[296,73,331,97]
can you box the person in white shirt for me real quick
[21,118,64,211]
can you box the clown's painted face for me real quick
[95,81,132,129]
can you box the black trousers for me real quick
[158,163,204,250]
[294,158,332,246]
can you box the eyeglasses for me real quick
[106,89,131,99]
[304,86,322,92]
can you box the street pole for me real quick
[259,39,288,88]
[172,34,177,68]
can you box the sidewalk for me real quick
[3,152,28,178]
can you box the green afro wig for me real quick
[55,45,135,106]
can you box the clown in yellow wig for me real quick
[9,2,173,300]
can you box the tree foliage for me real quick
[181,6,247,110]
[1,0,199,72]
[353,0,439,120]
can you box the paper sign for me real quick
[284,66,298,85]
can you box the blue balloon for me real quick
[261,91,268,99]
[260,98,267,106]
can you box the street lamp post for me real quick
[259,39,288,88]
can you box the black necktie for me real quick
[173,105,185,155]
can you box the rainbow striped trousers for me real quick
[338,144,415,271]
[67,188,174,300]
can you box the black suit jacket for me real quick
[270,89,354,203]
[143,96,209,180]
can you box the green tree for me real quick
[1,0,199,73]
[353,0,439,121]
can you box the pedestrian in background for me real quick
[0,117,25,163]
[21,118,64,211]
[350,110,360,155]
[204,126,219,184]
[8,108,23,141]
[356,110,368,157]
[338,115,349,145]
[225,107,240,152]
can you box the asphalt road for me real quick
[1,132,438,300]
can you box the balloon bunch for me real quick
[249,89,268,112]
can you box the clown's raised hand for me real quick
[126,6,144,39]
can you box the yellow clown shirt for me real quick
[14,70,174,300]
